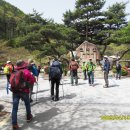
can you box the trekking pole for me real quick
[61,77,64,98]
[35,82,38,101]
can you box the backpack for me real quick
[4,66,10,74]
[49,66,61,80]
[70,61,78,70]
[116,64,121,70]
[32,65,38,76]
[9,70,27,92]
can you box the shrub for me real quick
[122,68,128,76]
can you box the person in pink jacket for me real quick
[11,60,35,130]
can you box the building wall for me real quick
[75,41,100,63]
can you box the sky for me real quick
[4,0,130,23]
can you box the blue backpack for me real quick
[32,65,38,76]
[49,66,61,80]
[49,60,62,80]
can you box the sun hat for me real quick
[16,60,28,69]
[6,61,11,64]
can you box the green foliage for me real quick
[0,0,129,65]
[121,68,128,76]
[63,0,106,43]
[113,22,130,44]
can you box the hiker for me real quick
[82,61,87,80]
[28,59,38,102]
[116,61,122,79]
[4,61,14,82]
[69,59,79,86]
[86,59,96,86]
[49,57,63,101]
[10,60,35,130]
[103,57,110,88]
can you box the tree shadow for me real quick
[93,83,102,87]
[60,93,77,100]
[108,84,119,87]
[20,107,60,130]
[35,89,50,94]
[77,83,87,85]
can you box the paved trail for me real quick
[1,75,130,130]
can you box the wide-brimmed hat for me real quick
[16,60,28,70]
[6,61,11,64]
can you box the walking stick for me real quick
[49,80,54,100]
[35,82,38,101]
[61,77,64,98]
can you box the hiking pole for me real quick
[49,80,53,100]
[61,77,64,98]
[35,82,38,102]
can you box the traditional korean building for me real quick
[75,41,100,63]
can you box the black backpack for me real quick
[49,66,61,80]
[116,64,121,70]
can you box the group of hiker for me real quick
[3,57,122,130]
[70,56,122,87]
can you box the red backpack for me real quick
[70,61,79,70]
[9,70,27,92]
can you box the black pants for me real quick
[51,79,60,100]
[6,74,11,83]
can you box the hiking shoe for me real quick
[55,98,59,101]
[30,99,33,103]
[52,97,55,101]
[12,124,19,130]
[27,114,33,122]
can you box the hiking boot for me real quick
[27,114,33,122]
[103,85,108,88]
[12,124,19,130]
[55,98,59,101]
[52,97,55,101]
[30,99,33,103]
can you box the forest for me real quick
[0,0,130,66]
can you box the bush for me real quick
[112,66,116,73]
[122,68,128,76]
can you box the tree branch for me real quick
[114,48,130,62]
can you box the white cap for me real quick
[6,61,11,64]
[103,55,108,58]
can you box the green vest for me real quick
[87,62,96,72]
[82,62,87,71]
